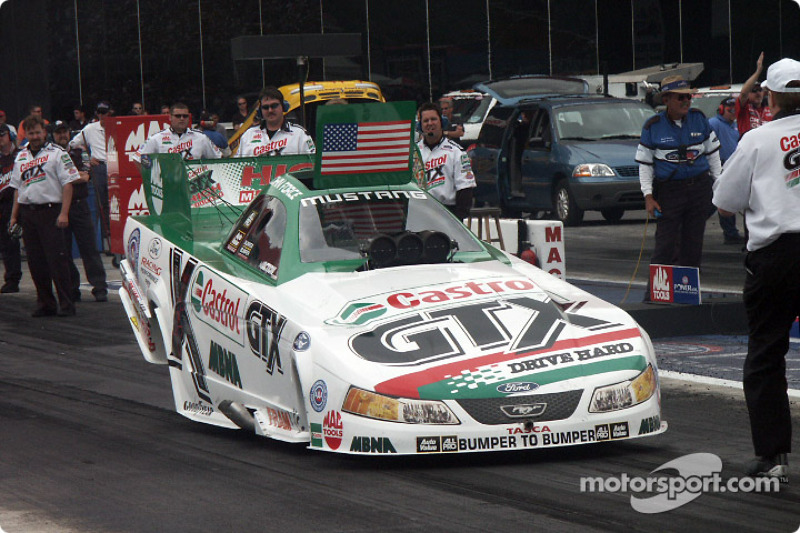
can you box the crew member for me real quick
[0,123,21,293]
[707,97,744,244]
[712,58,800,484]
[416,102,476,219]
[236,87,315,158]
[136,102,222,161]
[737,52,773,136]
[636,75,721,291]
[68,101,112,246]
[53,121,108,302]
[9,115,79,317]
[438,96,465,141]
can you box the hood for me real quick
[563,139,640,168]
[278,261,649,401]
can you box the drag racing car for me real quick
[119,102,666,455]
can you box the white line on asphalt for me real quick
[660,370,800,399]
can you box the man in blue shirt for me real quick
[636,75,722,299]
[708,97,744,244]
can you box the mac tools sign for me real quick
[649,264,701,305]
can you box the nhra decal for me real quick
[310,380,328,412]
[323,410,343,450]
[208,341,242,389]
[373,327,644,400]
[245,300,286,375]
[189,267,246,345]
[169,251,211,403]
[350,436,397,454]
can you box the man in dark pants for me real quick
[52,121,108,302]
[713,58,800,483]
[0,123,21,293]
[9,115,78,317]
[636,75,722,297]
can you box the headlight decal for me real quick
[342,387,460,425]
[589,364,657,413]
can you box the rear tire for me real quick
[553,179,584,226]
[600,208,625,223]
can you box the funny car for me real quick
[119,102,666,455]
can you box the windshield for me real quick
[554,102,655,141]
[465,97,494,124]
[299,190,483,262]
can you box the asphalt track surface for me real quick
[1,211,799,533]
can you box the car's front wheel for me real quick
[600,207,625,223]
[554,179,584,226]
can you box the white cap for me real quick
[762,58,800,93]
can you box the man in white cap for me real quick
[713,57,800,484]
[636,75,721,297]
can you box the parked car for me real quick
[469,78,655,225]
[691,84,742,121]
[441,89,495,147]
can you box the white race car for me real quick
[119,102,666,455]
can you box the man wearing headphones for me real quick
[135,102,222,162]
[708,97,744,244]
[236,87,315,158]
[417,102,476,219]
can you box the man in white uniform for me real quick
[416,102,475,219]
[236,87,315,158]
[136,102,222,162]
[713,58,800,484]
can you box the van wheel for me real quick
[554,180,584,226]
[600,208,624,223]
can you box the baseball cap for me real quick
[96,101,111,113]
[0,123,10,135]
[52,120,69,132]
[762,58,800,93]
[721,97,736,107]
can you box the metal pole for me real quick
[486,0,492,80]
[366,0,372,80]
[73,0,83,105]
[630,0,635,70]
[198,0,206,109]
[320,0,326,80]
[136,0,145,109]
[259,0,265,88]
[425,0,432,101]
[679,0,683,64]
[547,0,552,75]
[595,0,599,75]
[728,0,733,85]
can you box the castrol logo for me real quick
[190,268,246,341]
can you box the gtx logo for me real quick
[500,403,547,418]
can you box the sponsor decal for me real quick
[240,162,312,188]
[148,237,162,259]
[323,410,343,450]
[327,302,387,326]
[505,424,551,434]
[638,415,661,436]
[349,436,397,454]
[301,189,426,207]
[267,176,302,200]
[253,138,288,156]
[310,422,323,447]
[127,229,141,283]
[650,264,700,305]
[508,343,634,373]
[416,436,459,454]
[126,121,168,163]
[310,380,328,412]
[293,331,311,351]
[128,185,149,217]
[595,424,610,441]
[500,403,547,418]
[183,400,214,416]
[190,268,245,342]
[208,340,243,389]
[611,421,630,439]
[110,194,120,221]
[496,382,539,394]
[245,300,286,374]
[263,406,294,431]
[141,256,162,277]
[239,189,258,203]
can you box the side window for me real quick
[529,110,552,148]
[477,106,515,148]
[224,194,287,280]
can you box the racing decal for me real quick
[309,380,328,412]
[109,194,120,221]
[189,170,224,207]
[500,403,547,418]
[323,410,343,450]
[183,400,214,416]
[350,295,566,365]
[292,332,310,351]
[240,161,313,189]
[638,415,661,436]
[300,189,426,207]
[128,185,149,217]
[253,406,296,432]
[169,252,211,403]
[254,138,288,156]
[170,248,184,306]
[245,300,286,375]
[310,423,323,447]
[208,341,242,389]
[127,229,141,284]
[416,436,458,453]
[19,154,49,187]
[496,382,539,394]
[373,327,644,400]
[610,421,630,439]
[349,436,397,454]
[189,267,246,345]
[425,154,448,190]
[148,237,163,259]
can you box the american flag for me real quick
[320,120,412,175]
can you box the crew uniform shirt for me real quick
[10,142,80,204]
[713,110,800,251]
[636,108,721,196]
[417,136,476,206]
[236,122,315,158]
[708,115,739,163]
[134,127,222,162]
[68,121,106,162]
[735,99,773,136]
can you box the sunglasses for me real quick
[238,101,247,106]
[261,103,281,110]
[172,113,190,119]
[752,88,763,93]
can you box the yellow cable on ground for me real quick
[621,214,652,304]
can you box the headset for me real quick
[719,98,735,115]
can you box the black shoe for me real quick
[745,453,788,483]
[72,291,82,302]
[57,306,76,317]
[0,282,20,293]
[94,292,108,302]
[31,307,57,317]
[724,234,745,245]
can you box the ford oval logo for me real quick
[496,382,539,394]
